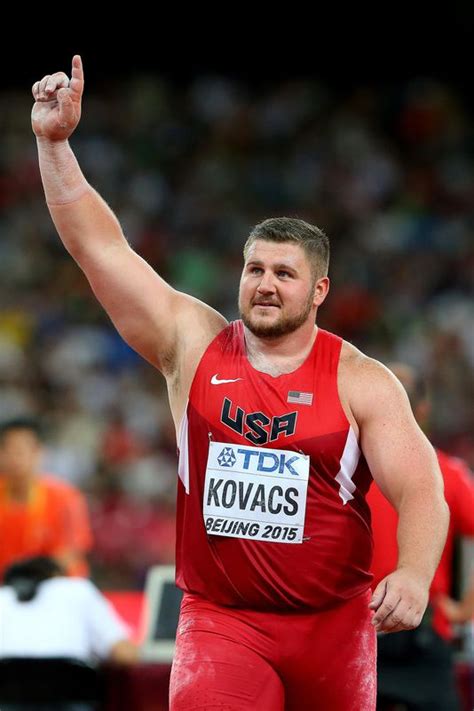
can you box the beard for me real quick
[239,289,315,339]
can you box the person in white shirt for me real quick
[0,556,138,665]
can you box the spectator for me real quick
[0,556,138,665]
[0,417,93,578]
[368,362,474,711]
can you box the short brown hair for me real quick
[243,217,330,279]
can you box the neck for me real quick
[7,476,34,503]
[243,322,318,376]
[244,319,317,356]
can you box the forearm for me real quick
[37,137,89,204]
[396,488,449,585]
[109,639,139,665]
[455,579,474,620]
[36,137,127,262]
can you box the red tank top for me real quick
[176,321,373,610]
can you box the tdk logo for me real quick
[217,447,236,467]
[217,446,300,476]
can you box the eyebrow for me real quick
[246,260,298,273]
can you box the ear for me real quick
[313,276,330,307]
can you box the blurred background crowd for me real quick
[1,70,473,589]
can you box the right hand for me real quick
[437,594,474,624]
[369,568,429,633]
[31,55,84,141]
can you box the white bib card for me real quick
[203,441,309,544]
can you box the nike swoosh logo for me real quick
[211,374,243,385]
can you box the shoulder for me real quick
[40,474,73,490]
[0,587,14,604]
[46,576,98,600]
[174,297,228,364]
[40,475,85,500]
[338,340,410,424]
[167,316,231,412]
[339,340,405,391]
[339,340,390,378]
[171,306,228,378]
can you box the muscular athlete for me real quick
[31,56,449,710]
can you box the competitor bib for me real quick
[203,441,310,544]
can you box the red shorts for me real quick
[170,590,376,710]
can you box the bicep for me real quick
[50,190,225,374]
[82,243,174,365]
[357,366,443,508]
[80,242,209,372]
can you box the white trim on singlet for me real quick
[177,403,190,494]
[335,426,360,505]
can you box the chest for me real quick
[194,363,348,450]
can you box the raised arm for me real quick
[31,56,226,378]
[345,355,449,633]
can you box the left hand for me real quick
[369,568,429,633]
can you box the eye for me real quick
[249,267,263,275]
[277,270,291,278]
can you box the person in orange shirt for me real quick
[0,417,93,579]
[368,363,474,711]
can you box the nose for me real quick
[256,270,276,294]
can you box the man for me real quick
[0,555,138,665]
[368,363,474,711]
[0,418,93,578]
[30,56,449,710]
